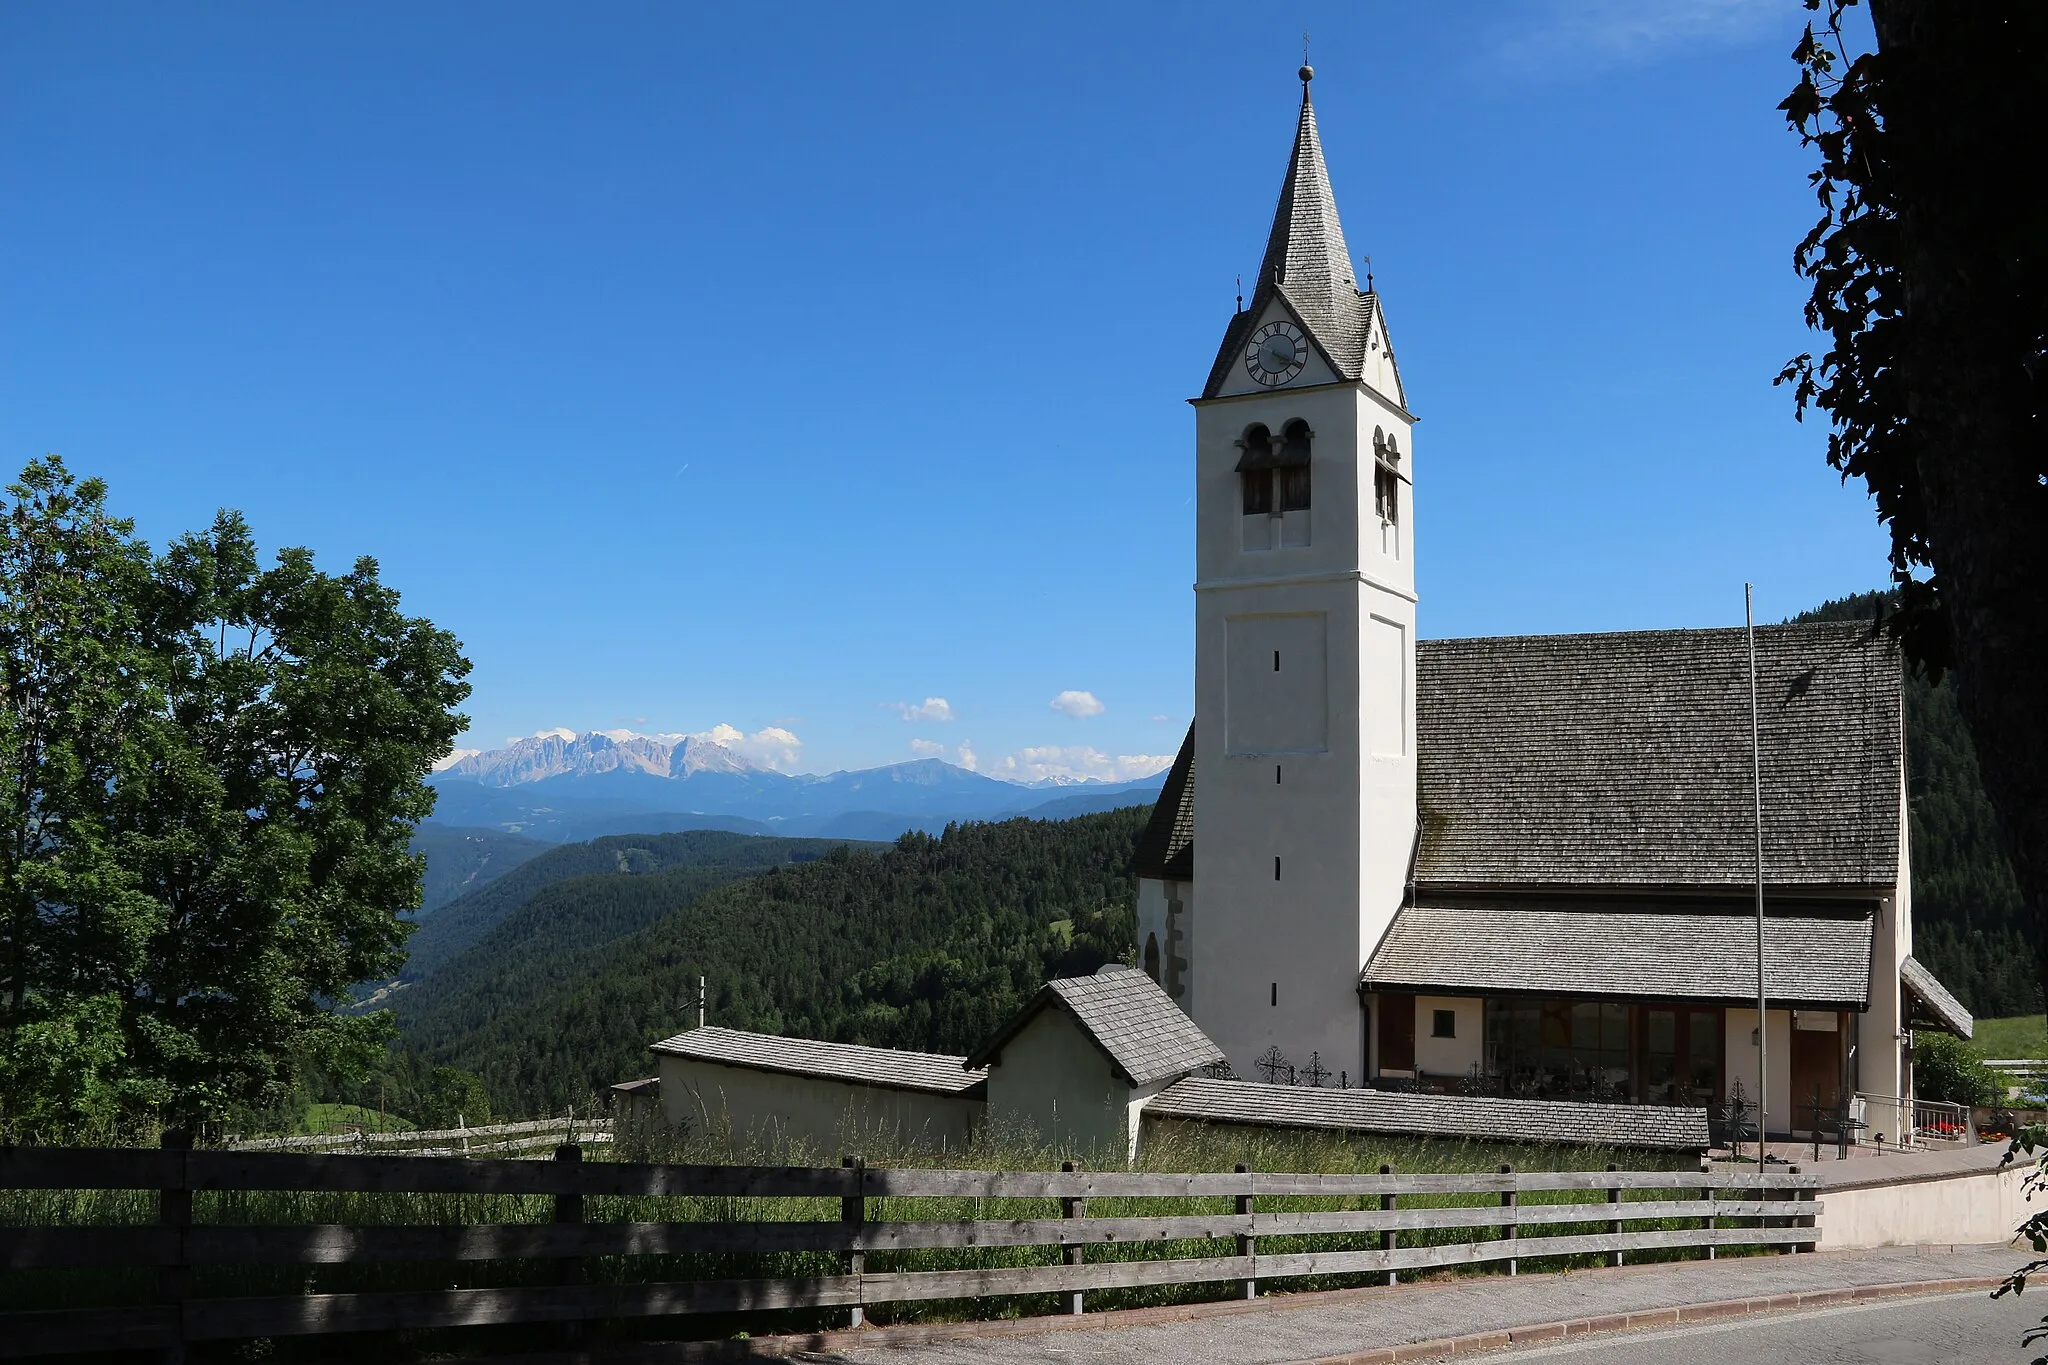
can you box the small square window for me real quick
[1431,1008,1457,1039]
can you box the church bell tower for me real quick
[1187,66,1418,1084]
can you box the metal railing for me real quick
[1852,1092,1975,1147]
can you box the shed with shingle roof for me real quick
[649,1026,985,1151]
[968,967,1227,1160]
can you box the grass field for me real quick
[294,1102,417,1135]
[1974,1015,2048,1058]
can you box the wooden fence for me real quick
[228,1116,616,1157]
[0,1142,1820,1359]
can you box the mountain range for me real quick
[427,730,1168,843]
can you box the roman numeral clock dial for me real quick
[1245,320,1307,386]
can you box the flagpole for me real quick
[1747,584,1766,1169]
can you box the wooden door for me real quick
[1789,1018,1842,1134]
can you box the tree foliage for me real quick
[0,459,469,1138]
[1780,0,2048,1012]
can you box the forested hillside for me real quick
[1796,594,2034,1015]
[411,824,552,915]
[397,831,859,982]
[401,808,1146,1114]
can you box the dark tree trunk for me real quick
[1869,0,2048,1014]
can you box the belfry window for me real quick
[1237,420,1312,549]
[1373,427,1401,526]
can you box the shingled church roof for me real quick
[1138,621,1903,893]
[1131,724,1194,880]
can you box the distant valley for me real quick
[426,730,1168,843]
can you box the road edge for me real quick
[1280,1275,2006,1363]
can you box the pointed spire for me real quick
[1256,65,1362,355]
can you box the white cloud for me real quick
[1150,714,1174,724]
[984,745,1173,784]
[957,740,979,772]
[1485,0,1781,77]
[1049,690,1106,719]
[908,738,948,758]
[432,747,480,772]
[689,723,805,772]
[886,697,956,723]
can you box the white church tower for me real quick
[1187,67,1417,1084]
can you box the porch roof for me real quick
[1361,903,1874,1008]
[1902,955,1973,1038]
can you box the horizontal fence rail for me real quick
[0,1144,1821,1358]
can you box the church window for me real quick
[1237,421,1312,546]
[1271,982,1278,1007]
[1143,933,1161,984]
[1274,856,1281,880]
[1431,1008,1456,1039]
[1275,764,1281,784]
[1373,428,1402,525]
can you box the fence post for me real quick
[1782,1165,1804,1255]
[159,1128,192,1365]
[1235,1162,1257,1299]
[1702,1158,1717,1260]
[1499,1163,1517,1277]
[1606,1162,1623,1267]
[553,1142,585,1345]
[842,1155,866,1328]
[1060,1160,1086,1315]
[1379,1163,1397,1286]
[1794,1167,1817,1253]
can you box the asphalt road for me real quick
[1483,1290,2040,1364]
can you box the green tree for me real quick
[0,460,161,1140]
[0,460,470,1137]
[1911,1032,1999,1108]
[1780,2,2047,1011]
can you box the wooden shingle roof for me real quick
[1146,1077,1710,1150]
[1417,622,1901,889]
[1131,725,1194,880]
[1361,904,1875,1008]
[1139,622,1903,894]
[969,967,1224,1087]
[652,1027,985,1096]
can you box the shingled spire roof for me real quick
[1259,66,1360,349]
[1203,68,1382,396]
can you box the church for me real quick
[1130,65,1973,1138]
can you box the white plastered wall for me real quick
[1191,376,1417,1086]
[1860,759,1914,1110]
[656,1056,981,1154]
[1723,1008,1796,1139]
[1413,995,1484,1080]
[983,1008,1141,1164]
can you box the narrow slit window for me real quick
[1275,765,1282,784]
[1274,856,1281,881]
[1273,650,1281,671]
[1271,983,1278,1007]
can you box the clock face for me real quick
[1245,321,1307,386]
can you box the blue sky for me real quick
[2,2,1889,781]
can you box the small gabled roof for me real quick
[653,1026,986,1096]
[1902,956,1973,1038]
[968,967,1224,1087]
